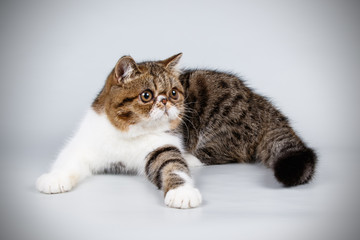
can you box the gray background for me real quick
[0,0,359,240]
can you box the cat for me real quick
[36,53,317,209]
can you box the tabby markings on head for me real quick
[92,53,185,133]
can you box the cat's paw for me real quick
[164,185,202,209]
[36,172,76,194]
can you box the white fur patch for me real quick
[149,101,180,122]
[183,153,204,167]
[167,106,180,120]
[150,107,166,121]
[164,185,202,209]
[163,170,202,209]
[36,172,76,194]
[36,108,184,193]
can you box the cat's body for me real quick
[179,69,316,185]
[36,53,317,209]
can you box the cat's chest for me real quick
[108,132,181,156]
[101,131,182,171]
[104,133,161,156]
[81,109,183,170]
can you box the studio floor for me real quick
[1,147,359,240]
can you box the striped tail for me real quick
[145,145,202,209]
[256,127,317,187]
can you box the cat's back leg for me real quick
[189,129,253,165]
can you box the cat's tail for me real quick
[256,127,317,187]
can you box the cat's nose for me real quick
[156,95,167,105]
[157,95,167,105]
[161,98,167,105]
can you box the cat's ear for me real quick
[114,56,141,83]
[160,53,183,70]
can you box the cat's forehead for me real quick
[134,62,180,91]
[139,62,166,76]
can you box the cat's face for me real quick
[96,54,184,133]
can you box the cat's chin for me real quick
[150,107,180,122]
[151,113,169,121]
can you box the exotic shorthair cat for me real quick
[36,53,317,209]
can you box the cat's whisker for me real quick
[182,106,200,118]
[177,115,193,135]
[177,116,191,142]
[179,114,199,134]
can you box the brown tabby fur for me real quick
[92,55,184,131]
[93,53,317,189]
[145,145,189,195]
[179,69,317,186]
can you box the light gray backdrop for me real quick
[1,0,359,154]
[0,0,359,240]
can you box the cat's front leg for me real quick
[36,170,84,194]
[36,145,92,194]
[145,145,202,209]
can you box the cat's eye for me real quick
[140,90,153,103]
[170,89,179,100]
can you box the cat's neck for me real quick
[87,108,172,140]
[121,119,173,139]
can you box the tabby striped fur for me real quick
[179,69,317,186]
[145,145,187,193]
[36,53,316,210]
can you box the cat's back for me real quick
[178,69,287,164]
[179,69,254,123]
[180,69,249,96]
[179,69,255,125]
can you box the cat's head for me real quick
[93,53,184,135]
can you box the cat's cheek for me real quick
[167,106,180,120]
[170,118,182,130]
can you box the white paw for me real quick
[36,172,76,194]
[164,185,202,209]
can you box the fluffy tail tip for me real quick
[274,148,317,187]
